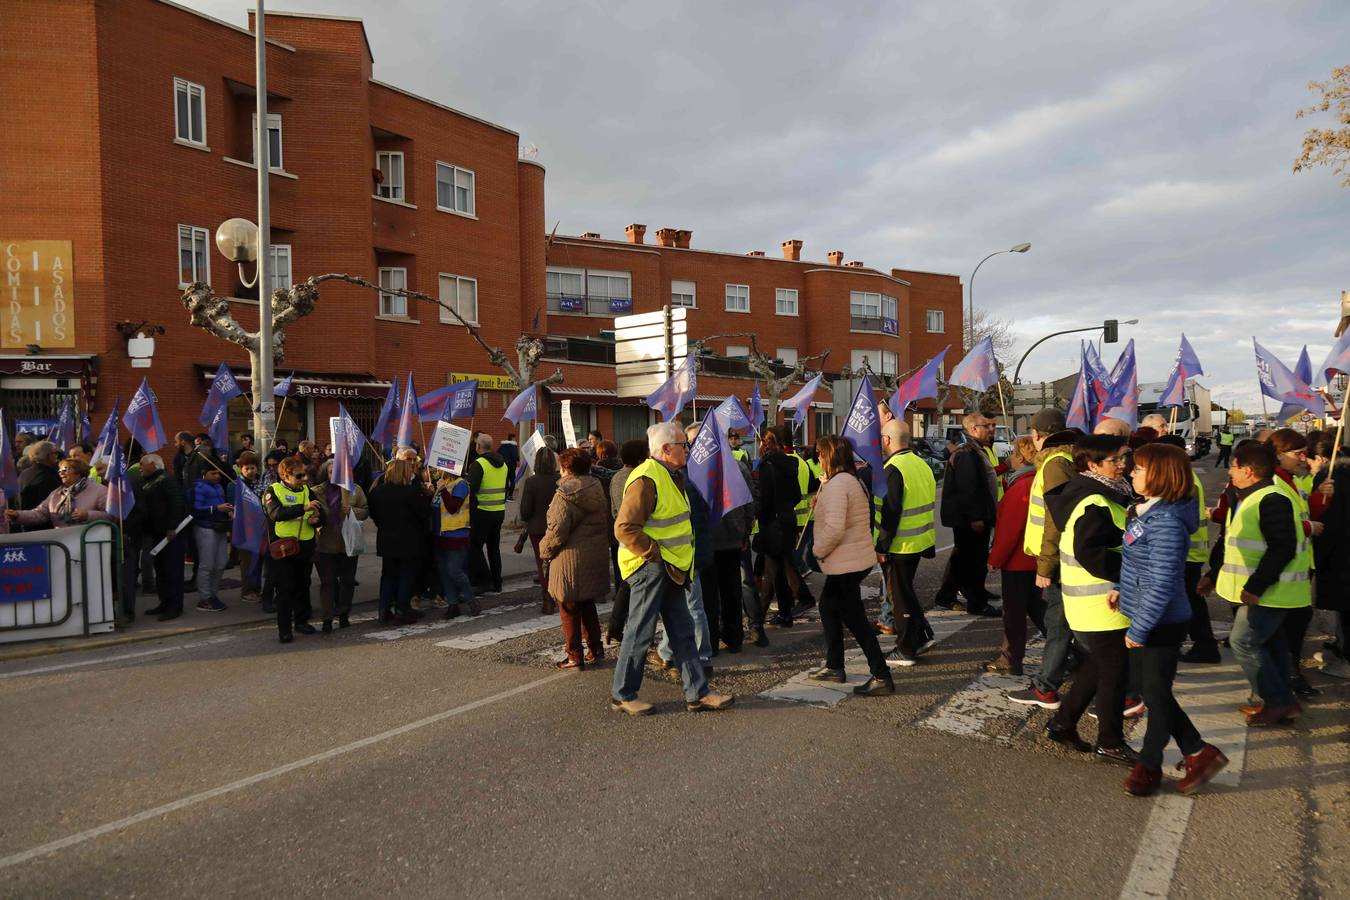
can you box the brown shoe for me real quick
[610,697,654,716]
[687,692,734,712]
[1123,763,1162,797]
[981,656,1024,676]
[1238,700,1263,716]
[584,649,603,665]
[1176,744,1229,794]
[1246,703,1300,727]
[556,656,584,671]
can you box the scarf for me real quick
[55,477,89,524]
[1083,470,1132,505]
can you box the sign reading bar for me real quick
[449,372,514,391]
[4,241,75,349]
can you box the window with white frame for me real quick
[926,309,944,333]
[546,268,584,299]
[379,267,407,317]
[173,78,206,146]
[586,271,630,304]
[850,349,899,376]
[726,345,750,358]
[376,151,404,200]
[436,162,475,215]
[777,348,799,366]
[850,291,881,318]
[775,288,798,316]
[883,294,897,321]
[671,280,696,308]
[178,225,209,286]
[725,283,749,313]
[849,291,897,330]
[270,245,292,293]
[439,273,478,325]
[250,113,283,169]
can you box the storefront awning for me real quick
[194,364,393,400]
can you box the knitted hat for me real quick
[1030,408,1066,434]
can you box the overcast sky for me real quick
[186,0,1350,415]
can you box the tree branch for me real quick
[181,281,258,350]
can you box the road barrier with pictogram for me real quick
[0,522,119,644]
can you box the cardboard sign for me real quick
[427,421,471,474]
[561,399,577,448]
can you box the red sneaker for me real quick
[1123,763,1162,797]
[1176,744,1229,794]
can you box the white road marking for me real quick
[1119,795,1194,899]
[0,671,568,871]
[0,636,236,681]
[762,608,979,707]
[436,602,614,650]
[923,638,1045,741]
[363,601,534,641]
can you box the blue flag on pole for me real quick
[122,378,166,452]
[273,371,295,398]
[503,382,539,425]
[843,373,886,501]
[1315,330,1350,387]
[948,336,1000,392]
[686,415,753,528]
[712,395,752,431]
[1277,347,1314,423]
[1255,339,1324,417]
[396,371,419,449]
[1101,340,1139,428]
[647,352,697,422]
[372,378,400,453]
[230,478,268,576]
[420,380,478,422]
[0,410,19,498]
[1159,335,1203,409]
[204,403,230,456]
[1066,349,1094,432]
[780,373,824,427]
[201,362,244,426]
[79,406,93,444]
[332,403,368,494]
[889,346,949,419]
[47,396,75,452]
[750,383,763,430]
[92,397,121,467]
[104,439,135,520]
[1083,342,1114,422]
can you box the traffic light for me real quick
[1103,319,1119,343]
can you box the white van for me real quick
[926,423,1014,461]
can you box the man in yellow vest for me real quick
[728,429,749,466]
[466,433,508,593]
[1215,427,1235,467]
[612,421,734,716]
[934,413,1000,616]
[1198,441,1309,727]
[873,420,938,667]
[780,427,820,614]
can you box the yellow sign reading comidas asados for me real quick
[4,241,75,349]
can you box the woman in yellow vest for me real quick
[1044,434,1139,766]
[431,468,479,620]
[262,457,325,644]
[1267,428,1321,699]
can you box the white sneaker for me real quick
[885,647,917,668]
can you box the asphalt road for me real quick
[1,456,1347,898]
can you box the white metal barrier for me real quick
[0,521,118,643]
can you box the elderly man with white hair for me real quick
[611,422,734,716]
[1141,413,1169,435]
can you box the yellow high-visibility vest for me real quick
[1187,473,1209,564]
[617,459,695,580]
[473,458,507,513]
[1216,483,1312,608]
[1024,448,1072,557]
[270,482,316,541]
[882,451,936,554]
[1060,493,1129,632]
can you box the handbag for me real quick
[268,537,300,560]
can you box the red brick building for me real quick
[1,0,961,454]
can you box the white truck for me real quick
[1138,380,1213,458]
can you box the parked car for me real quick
[913,437,948,480]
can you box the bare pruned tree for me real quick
[692,331,830,427]
[1295,65,1350,187]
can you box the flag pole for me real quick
[273,394,289,450]
[995,380,1012,436]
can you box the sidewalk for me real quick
[0,509,541,662]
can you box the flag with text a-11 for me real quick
[122,378,167,452]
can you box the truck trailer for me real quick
[1137,380,1213,458]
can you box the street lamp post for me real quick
[253,0,275,450]
[1012,318,1139,384]
[967,242,1031,349]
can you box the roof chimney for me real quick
[675,229,692,249]
[845,260,865,268]
[745,250,765,257]
[580,231,600,239]
[781,239,803,261]
[655,228,678,248]
[624,223,646,244]
[828,250,844,266]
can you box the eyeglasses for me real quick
[1103,455,1127,465]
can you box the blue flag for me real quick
[948,336,1000,392]
[104,439,135,520]
[1083,342,1114,422]
[750,383,763,430]
[1159,335,1203,409]
[780,373,824,427]
[532,309,541,332]
[230,478,268,575]
[712,395,751,431]
[1255,339,1323,417]
[420,380,478,422]
[204,402,230,456]
[79,406,93,444]
[91,397,121,467]
[1315,330,1350,387]
[686,415,753,528]
[201,363,245,426]
[1066,350,1094,432]
[396,371,419,449]
[47,396,75,452]
[843,373,886,501]
[122,378,166,451]
[372,378,400,452]
[332,403,368,494]
[890,346,949,419]
[1101,340,1139,428]
[503,381,538,425]
[0,410,19,498]
[647,352,697,422]
[1277,346,1314,423]
[273,371,295,397]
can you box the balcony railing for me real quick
[541,336,616,365]
[850,313,899,335]
[547,292,634,317]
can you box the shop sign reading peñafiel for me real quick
[4,241,75,349]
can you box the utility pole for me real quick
[254,0,275,449]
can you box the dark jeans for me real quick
[1284,604,1313,666]
[612,561,708,703]
[609,580,631,639]
[881,553,931,653]
[1230,604,1297,705]
[820,569,889,677]
[1052,628,1129,749]
[470,511,504,588]
[435,545,474,607]
[315,552,359,619]
[379,556,420,615]
[754,552,797,626]
[1131,623,1204,770]
[151,535,186,614]
[1184,561,1216,646]
[270,541,315,636]
[1033,582,1073,694]
[1215,444,1231,467]
[119,538,142,618]
[936,525,992,609]
[999,569,1045,668]
[704,548,746,650]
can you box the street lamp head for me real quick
[1123,318,1140,325]
[1009,242,1031,253]
[215,218,259,263]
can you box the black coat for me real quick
[1314,465,1350,612]
[367,481,431,559]
[754,451,800,556]
[18,463,61,511]
[141,469,186,542]
[940,437,997,531]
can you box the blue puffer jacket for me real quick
[1117,497,1198,644]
